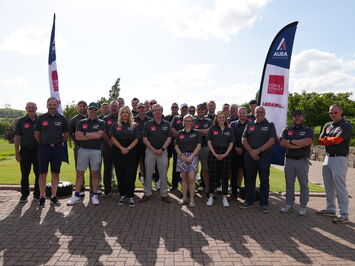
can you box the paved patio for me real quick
[0,161,355,265]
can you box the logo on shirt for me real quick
[24,123,30,128]
[107,120,112,125]
[116,126,122,131]
[177,120,181,124]
[151,126,156,131]
[213,130,219,135]
[82,124,88,129]
[162,126,168,131]
[42,121,48,126]
[136,122,139,126]
[194,124,199,129]
[190,134,196,138]
[54,122,62,126]
[287,130,293,136]
[249,126,255,131]
[93,125,99,129]
[224,132,230,136]
[179,135,185,139]
[261,127,269,131]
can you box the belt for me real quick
[327,153,346,157]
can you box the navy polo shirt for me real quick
[15,115,38,148]
[34,112,69,145]
[175,129,202,153]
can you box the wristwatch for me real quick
[83,132,87,136]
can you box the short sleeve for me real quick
[15,119,21,136]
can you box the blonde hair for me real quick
[117,106,135,127]
[183,114,195,127]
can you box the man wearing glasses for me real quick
[318,104,352,224]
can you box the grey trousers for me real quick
[144,149,168,197]
[284,158,310,208]
[322,155,349,218]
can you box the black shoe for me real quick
[50,196,61,206]
[39,197,45,208]
[19,195,28,203]
[33,195,40,201]
[129,198,135,207]
[118,196,126,205]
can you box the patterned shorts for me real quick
[176,152,199,173]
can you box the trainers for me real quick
[189,201,195,208]
[260,205,269,214]
[206,197,214,206]
[129,198,135,207]
[19,195,28,203]
[299,207,307,216]
[103,192,111,198]
[79,191,85,197]
[317,209,336,217]
[239,202,254,209]
[197,186,204,192]
[50,196,61,206]
[155,180,160,190]
[118,196,126,205]
[67,194,81,205]
[280,204,294,213]
[222,197,229,207]
[33,195,40,201]
[216,186,222,193]
[96,189,102,195]
[139,195,150,203]
[39,197,45,208]
[332,216,349,224]
[91,194,99,205]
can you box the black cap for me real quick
[197,103,205,109]
[292,110,304,116]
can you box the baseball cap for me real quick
[88,102,99,110]
[137,102,145,108]
[197,103,205,109]
[292,110,304,116]
[180,103,188,108]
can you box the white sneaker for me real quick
[197,186,204,192]
[216,186,222,192]
[299,207,307,216]
[91,194,99,205]
[280,204,294,213]
[67,194,80,205]
[155,180,160,190]
[222,197,229,207]
[207,197,214,206]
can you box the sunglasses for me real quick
[172,106,178,109]
[328,112,338,115]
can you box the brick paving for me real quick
[1,162,355,265]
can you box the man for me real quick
[170,103,189,190]
[229,107,249,201]
[34,97,69,208]
[240,106,276,213]
[69,100,89,195]
[145,99,157,118]
[140,104,172,203]
[102,101,119,197]
[228,104,239,124]
[98,102,110,119]
[14,102,40,203]
[318,104,352,224]
[206,100,216,120]
[134,103,152,185]
[67,102,105,205]
[247,100,257,122]
[131,97,139,116]
[194,103,212,194]
[117,97,125,109]
[280,110,314,216]
[222,103,230,117]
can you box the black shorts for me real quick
[38,144,63,174]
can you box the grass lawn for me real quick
[0,139,14,160]
[0,141,325,192]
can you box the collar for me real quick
[25,114,37,122]
[292,124,305,129]
[255,118,268,125]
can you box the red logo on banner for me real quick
[151,126,156,131]
[107,120,112,125]
[24,123,30,128]
[250,126,255,131]
[268,75,284,95]
[51,71,59,92]
[288,130,293,136]
[116,126,122,131]
[194,124,199,129]
[213,130,219,135]
[179,135,185,139]
[42,121,48,126]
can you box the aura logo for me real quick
[273,38,288,57]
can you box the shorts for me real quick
[77,148,102,171]
[38,144,63,174]
[198,146,209,170]
[176,152,199,173]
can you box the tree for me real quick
[97,77,121,105]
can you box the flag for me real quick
[48,13,69,163]
[258,21,298,165]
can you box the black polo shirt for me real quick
[228,116,239,124]
[103,114,118,134]
[146,111,153,118]
[69,114,88,146]
[132,110,138,117]
[206,113,215,121]
[34,112,69,145]
[246,113,256,122]
[164,113,177,123]
[193,117,212,147]
[281,124,314,159]
[231,119,250,148]
[207,125,234,148]
[134,115,151,142]
[110,122,140,147]
[175,129,202,153]
[76,117,105,150]
[320,119,352,155]
[142,119,171,149]
[171,115,184,132]
[15,115,38,148]
[242,119,276,151]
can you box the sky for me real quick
[0,0,355,113]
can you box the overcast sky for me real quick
[1,0,354,113]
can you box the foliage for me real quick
[4,123,16,143]
[63,101,77,121]
[0,108,26,119]
[97,77,121,105]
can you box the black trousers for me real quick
[102,147,115,194]
[135,143,146,177]
[230,152,246,195]
[207,147,231,195]
[20,146,40,197]
[113,147,137,198]
[171,150,181,189]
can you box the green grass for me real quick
[0,141,325,192]
[0,139,14,160]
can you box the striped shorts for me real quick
[176,152,199,173]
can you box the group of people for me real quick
[14,97,352,224]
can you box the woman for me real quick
[207,111,234,207]
[110,106,139,206]
[174,114,202,207]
